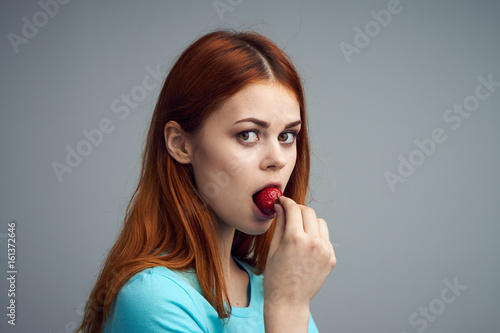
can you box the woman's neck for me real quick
[216,223,250,308]
[216,222,237,278]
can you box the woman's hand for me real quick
[263,196,336,332]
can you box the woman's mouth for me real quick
[252,186,282,216]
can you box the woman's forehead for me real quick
[210,82,300,124]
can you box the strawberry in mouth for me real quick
[253,186,283,215]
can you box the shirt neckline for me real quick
[158,252,256,317]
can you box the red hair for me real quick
[78,30,310,333]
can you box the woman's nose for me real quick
[260,140,287,170]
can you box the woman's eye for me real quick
[278,132,296,144]
[237,131,258,142]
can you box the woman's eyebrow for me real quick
[234,118,302,129]
[285,120,302,129]
[234,118,270,128]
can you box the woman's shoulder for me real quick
[104,266,214,332]
[119,266,202,302]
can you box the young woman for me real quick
[78,30,336,333]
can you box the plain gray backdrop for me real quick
[1,0,499,332]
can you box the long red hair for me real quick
[78,29,310,333]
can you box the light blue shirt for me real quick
[103,258,319,332]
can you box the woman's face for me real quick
[189,82,301,235]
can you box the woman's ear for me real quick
[164,121,192,164]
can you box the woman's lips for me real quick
[252,200,277,220]
[253,181,282,197]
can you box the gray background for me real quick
[1,0,499,332]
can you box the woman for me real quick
[78,30,336,333]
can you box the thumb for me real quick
[267,202,285,263]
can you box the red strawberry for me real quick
[253,187,282,215]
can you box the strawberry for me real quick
[253,187,282,215]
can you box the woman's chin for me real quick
[238,219,274,236]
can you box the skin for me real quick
[164,81,336,332]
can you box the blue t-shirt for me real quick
[103,258,319,332]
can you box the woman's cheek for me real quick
[225,155,248,176]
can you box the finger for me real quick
[329,241,337,268]
[318,218,330,243]
[267,203,285,262]
[318,219,336,263]
[278,196,303,237]
[300,205,319,236]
